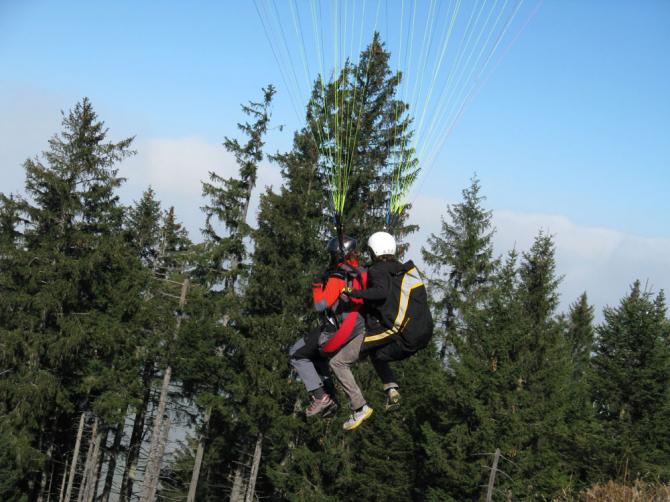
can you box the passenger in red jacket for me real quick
[288,235,374,431]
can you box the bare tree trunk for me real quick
[44,461,54,502]
[229,442,249,502]
[486,448,501,502]
[187,406,211,502]
[244,434,263,502]
[84,423,103,502]
[91,428,109,501]
[58,459,68,502]
[140,414,171,502]
[140,278,188,502]
[65,413,86,502]
[120,361,154,501]
[140,367,171,502]
[36,444,54,502]
[101,423,123,502]
[77,417,98,502]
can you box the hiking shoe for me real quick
[343,405,374,431]
[321,398,339,418]
[305,394,336,417]
[385,388,401,412]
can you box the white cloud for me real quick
[408,195,670,319]
[118,136,283,239]
[121,136,238,197]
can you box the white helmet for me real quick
[367,231,396,258]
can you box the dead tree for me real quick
[139,278,189,502]
[100,423,123,502]
[64,413,86,502]
[186,406,211,502]
[486,448,501,502]
[77,416,101,502]
[229,442,250,502]
[244,434,263,502]
[120,361,154,501]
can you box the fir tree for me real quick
[0,98,140,500]
[510,232,573,495]
[567,292,595,378]
[307,32,418,247]
[422,175,497,357]
[562,292,601,488]
[125,187,162,268]
[591,282,670,481]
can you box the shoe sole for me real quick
[343,407,374,431]
[385,402,400,412]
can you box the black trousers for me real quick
[362,336,415,387]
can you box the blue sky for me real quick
[1,0,669,314]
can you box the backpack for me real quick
[367,260,433,351]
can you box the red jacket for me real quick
[311,259,367,353]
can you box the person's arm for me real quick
[313,275,346,311]
[348,265,389,301]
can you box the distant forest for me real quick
[1,37,669,502]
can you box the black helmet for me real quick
[327,235,357,264]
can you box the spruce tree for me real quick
[416,177,499,499]
[591,282,670,481]
[562,292,600,488]
[422,175,497,357]
[0,98,141,500]
[510,232,573,495]
[567,293,595,378]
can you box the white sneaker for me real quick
[342,405,374,431]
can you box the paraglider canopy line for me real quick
[253,0,540,221]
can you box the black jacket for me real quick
[350,259,433,351]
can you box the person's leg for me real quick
[369,340,415,411]
[328,332,374,430]
[289,330,336,416]
[313,356,338,402]
[328,332,366,410]
[289,335,323,394]
[369,340,412,388]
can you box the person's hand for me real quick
[340,285,353,302]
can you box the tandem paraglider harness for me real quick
[318,263,367,355]
[361,260,433,355]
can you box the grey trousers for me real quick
[289,336,327,393]
[329,332,366,410]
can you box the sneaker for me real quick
[342,405,374,431]
[305,394,336,417]
[385,388,400,412]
